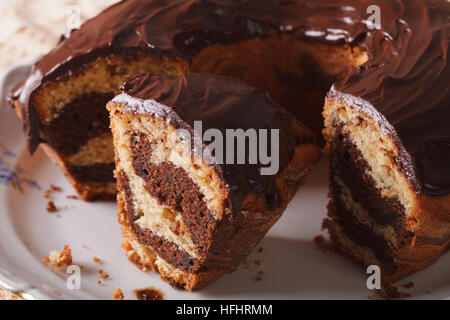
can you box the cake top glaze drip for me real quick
[10,0,450,196]
[113,73,297,212]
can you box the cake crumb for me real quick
[50,184,62,192]
[98,269,109,280]
[255,259,265,266]
[46,201,58,213]
[134,288,164,300]
[242,255,265,281]
[67,195,79,200]
[113,287,124,300]
[97,280,102,286]
[376,283,410,299]
[93,256,102,264]
[43,245,72,271]
[82,244,87,249]
[0,288,22,300]
[44,184,62,198]
[314,235,334,255]
[400,281,415,289]
[256,270,264,282]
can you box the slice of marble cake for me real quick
[108,73,322,290]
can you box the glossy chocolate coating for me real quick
[10,0,450,196]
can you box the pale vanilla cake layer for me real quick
[67,133,114,166]
[33,55,187,125]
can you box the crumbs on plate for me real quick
[43,244,72,271]
[44,184,62,198]
[93,256,102,264]
[113,287,124,300]
[400,281,415,289]
[256,270,264,282]
[46,200,58,213]
[98,269,109,280]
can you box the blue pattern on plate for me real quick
[0,143,40,192]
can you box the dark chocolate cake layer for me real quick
[44,92,114,156]
[67,163,115,183]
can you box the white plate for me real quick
[0,64,448,300]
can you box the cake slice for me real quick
[108,73,322,290]
[320,0,450,294]
[323,86,450,289]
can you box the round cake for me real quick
[8,0,450,292]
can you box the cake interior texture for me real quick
[107,73,322,290]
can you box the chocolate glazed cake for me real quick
[8,0,367,200]
[108,73,321,290]
[322,1,450,290]
[7,0,450,292]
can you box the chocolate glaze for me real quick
[113,73,296,213]
[9,0,450,196]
